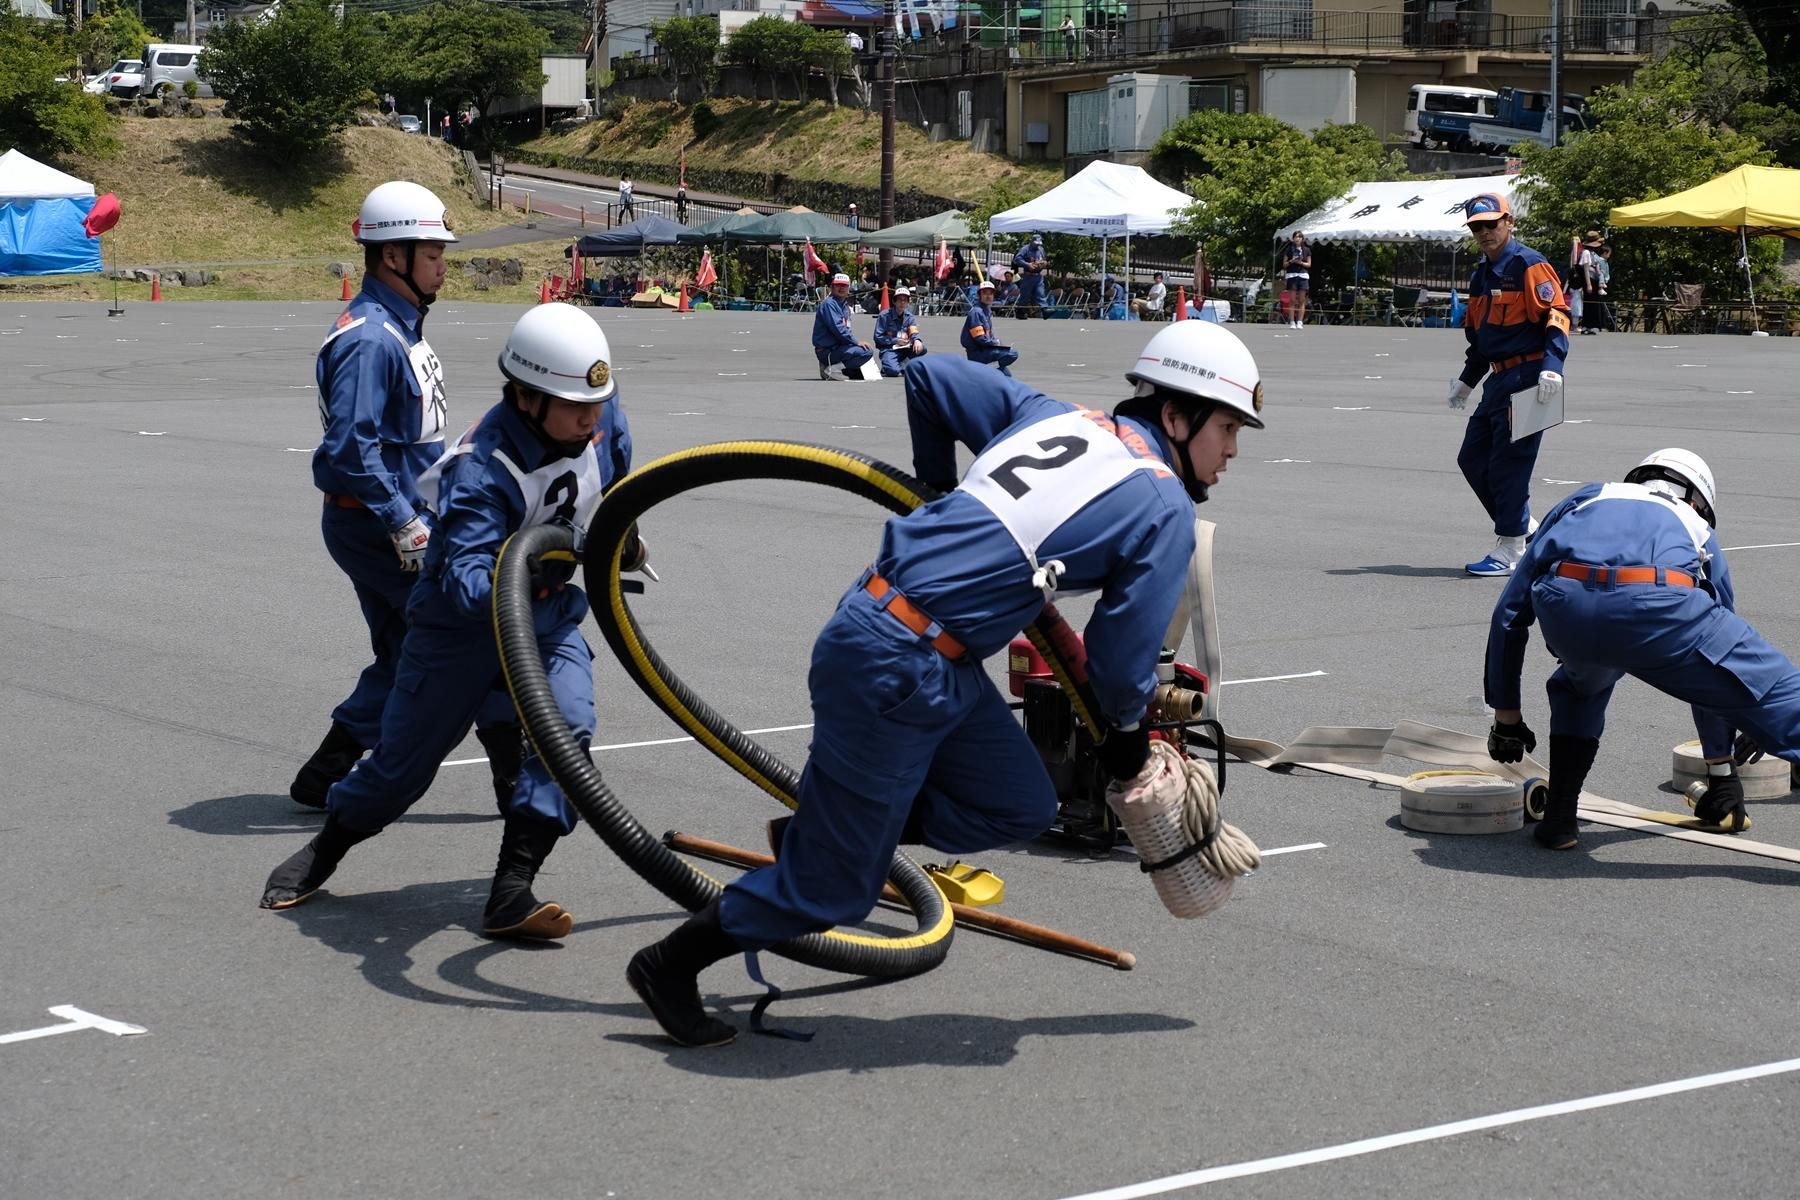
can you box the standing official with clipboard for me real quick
[1445,191,1571,577]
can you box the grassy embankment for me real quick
[522,96,1062,202]
[4,116,569,304]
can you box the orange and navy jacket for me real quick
[1459,237,1570,388]
[961,302,1001,350]
[873,307,922,350]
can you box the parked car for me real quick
[86,59,144,97]
[142,43,213,99]
[397,114,422,134]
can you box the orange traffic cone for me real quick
[538,278,551,304]
[340,273,353,301]
[879,283,890,312]
[677,283,689,313]
[150,273,162,302]
[1173,286,1187,321]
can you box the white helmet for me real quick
[1625,447,1716,526]
[498,303,615,403]
[1125,321,1265,429]
[354,181,457,244]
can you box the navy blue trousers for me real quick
[1457,364,1543,538]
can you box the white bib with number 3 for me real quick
[961,409,1164,565]
[417,426,603,529]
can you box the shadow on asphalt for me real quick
[169,793,498,836]
[1325,564,1476,579]
[1398,815,1800,887]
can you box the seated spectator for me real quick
[1101,274,1128,318]
[994,275,1021,307]
[1131,271,1168,319]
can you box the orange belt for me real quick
[865,573,966,659]
[1554,561,1695,589]
[1491,350,1545,373]
[323,492,366,510]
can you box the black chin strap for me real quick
[394,243,436,318]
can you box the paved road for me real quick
[4,304,1799,1198]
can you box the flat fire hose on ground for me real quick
[1169,521,1800,867]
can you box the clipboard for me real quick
[1510,382,1564,441]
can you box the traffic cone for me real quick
[1174,286,1186,321]
[150,273,162,302]
[677,283,689,313]
[340,273,352,301]
[538,278,551,304]
[879,283,889,312]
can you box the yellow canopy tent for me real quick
[1609,164,1800,329]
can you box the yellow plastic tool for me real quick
[925,862,1005,907]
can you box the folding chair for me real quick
[1665,283,1705,334]
[1389,285,1425,327]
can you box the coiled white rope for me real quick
[1158,742,1261,879]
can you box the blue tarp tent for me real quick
[0,149,103,275]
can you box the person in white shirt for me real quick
[1132,271,1168,319]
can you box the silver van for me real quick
[142,43,214,98]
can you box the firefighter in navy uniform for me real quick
[961,275,1018,376]
[872,285,927,376]
[1447,191,1571,577]
[293,181,523,814]
[813,271,874,380]
[263,304,651,939]
[1484,449,1800,850]
[625,321,1265,1046]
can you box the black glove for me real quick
[1733,731,1765,766]
[1693,768,1746,827]
[620,522,648,574]
[1097,723,1150,782]
[923,479,958,497]
[529,519,584,593]
[1488,717,1537,764]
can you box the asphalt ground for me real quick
[4,301,1800,1199]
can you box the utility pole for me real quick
[188,0,197,43]
[879,0,896,278]
[1548,0,1562,148]
[591,0,603,117]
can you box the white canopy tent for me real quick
[1274,173,1525,245]
[988,160,1195,295]
[0,149,96,200]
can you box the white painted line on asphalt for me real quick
[439,672,1326,768]
[1722,541,1800,552]
[1262,459,1311,464]
[1258,843,1325,857]
[137,431,165,436]
[18,417,45,422]
[1056,1053,1800,1199]
[1331,406,1370,411]
[1542,477,1581,485]
[0,1006,147,1047]
[1220,670,1327,686]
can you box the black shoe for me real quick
[819,361,831,380]
[626,902,740,1047]
[1532,818,1579,850]
[475,722,525,817]
[260,815,377,909]
[289,721,366,809]
[483,816,572,940]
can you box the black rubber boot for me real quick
[260,815,378,908]
[1534,734,1598,851]
[626,901,741,1047]
[482,816,572,940]
[475,722,525,817]
[289,721,366,809]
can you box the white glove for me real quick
[1447,380,1472,410]
[390,516,429,572]
[1535,370,1563,407]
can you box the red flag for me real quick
[695,248,717,290]
[679,148,687,189]
[933,238,952,282]
[570,240,584,285]
[803,238,828,286]
[83,193,120,238]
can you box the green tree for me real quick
[724,16,812,102]
[649,15,718,104]
[1721,0,1799,155]
[1514,21,1778,300]
[805,26,851,109]
[1157,113,1406,266]
[200,0,377,159]
[77,0,154,76]
[388,0,548,139]
[0,10,114,159]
